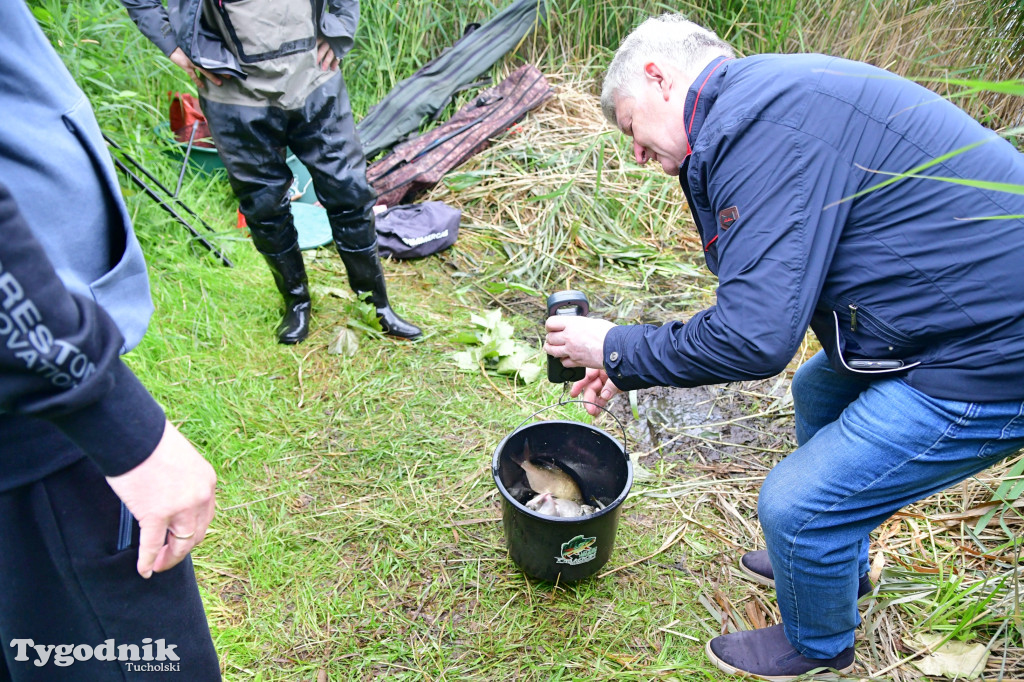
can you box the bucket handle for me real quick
[512,397,630,456]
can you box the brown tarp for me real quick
[367,64,552,207]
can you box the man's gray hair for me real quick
[600,14,735,125]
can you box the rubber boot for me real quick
[335,241,421,339]
[262,244,311,345]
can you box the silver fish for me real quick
[516,441,583,503]
[525,492,598,518]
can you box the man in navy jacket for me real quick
[545,14,1024,680]
[0,3,219,679]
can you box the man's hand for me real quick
[544,315,615,370]
[569,368,622,416]
[545,315,619,415]
[316,38,339,71]
[168,47,225,90]
[105,419,217,579]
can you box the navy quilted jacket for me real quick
[604,54,1024,402]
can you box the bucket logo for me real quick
[556,535,597,565]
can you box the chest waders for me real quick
[201,0,420,343]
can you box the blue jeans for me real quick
[760,351,1024,659]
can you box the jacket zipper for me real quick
[117,502,134,551]
[849,303,858,332]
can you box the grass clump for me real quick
[27,0,1024,679]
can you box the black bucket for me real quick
[492,404,632,583]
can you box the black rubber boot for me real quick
[334,241,421,339]
[261,244,311,345]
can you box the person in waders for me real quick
[544,14,1024,681]
[121,0,421,344]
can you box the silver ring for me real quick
[170,529,196,540]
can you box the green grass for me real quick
[26,0,1024,679]
[122,230,736,679]
[123,241,737,680]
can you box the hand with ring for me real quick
[106,419,217,579]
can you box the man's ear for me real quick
[643,62,672,100]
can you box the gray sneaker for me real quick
[739,550,874,598]
[706,623,855,680]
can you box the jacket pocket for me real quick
[61,102,154,353]
[825,302,922,376]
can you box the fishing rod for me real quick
[102,131,233,267]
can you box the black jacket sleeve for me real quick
[121,0,178,56]
[0,183,166,476]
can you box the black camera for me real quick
[546,290,590,383]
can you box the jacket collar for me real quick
[677,55,732,175]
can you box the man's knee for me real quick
[313,169,375,214]
[239,180,290,222]
[791,352,828,406]
[241,186,295,255]
[757,465,808,542]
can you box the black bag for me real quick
[376,202,461,260]
[367,64,552,207]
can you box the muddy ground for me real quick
[603,375,797,473]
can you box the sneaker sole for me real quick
[705,639,854,681]
[738,558,776,588]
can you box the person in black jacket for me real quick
[0,3,219,679]
[546,14,1024,680]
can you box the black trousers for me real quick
[201,72,378,256]
[0,457,220,681]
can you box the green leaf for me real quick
[493,320,515,340]
[495,354,524,374]
[993,457,1024,501]
[973,456,1024,534]
[923,77,1024,97]
[30,6,53,23]
[327,327,359,357]
[478,339,502,359]
[452,308,540,382]
[496,350,542,384]
[442,170,496,192]
[495,338,517,358]
[830,139,991,207]
[454,350,480,371]
[961,214,1024,221]
[516,362,543,384]
[525,180,573,202]
[869,172,1024,195]
[482,308,503,328]
[482,281,543,297]
[346,292,382,333]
